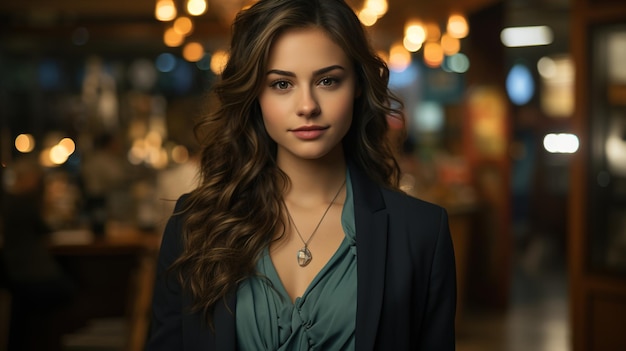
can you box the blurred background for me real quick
[0,0,625,350]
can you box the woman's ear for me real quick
[355,84,362,98]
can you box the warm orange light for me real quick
[148,148,169,169]
[364,0,388,18]
[39,148,55,167]
[423,42,444,68]
[15,134,35,153]
[155,0,177,21]
[425,23,441,42]
[441,33,460,55]
[404,21,426,46]
[183,42,205,62]
[210,50,229,75]
[358,8,378,26]
[164,27,184,47]
[171,145,190,164]
[187,0,207,16]
[447,14,469,39]
[389,42,411,72]
[403,37,422,52]
[59,138,76,155]
[50,144,70,165]
[173,16,194,36]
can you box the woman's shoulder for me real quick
[173,193,191,213]
[379,188,452,259]
[380,187,447,218]
[159,194,191,252]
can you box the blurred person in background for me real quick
[80,132,128,236]
[1,155,75,351]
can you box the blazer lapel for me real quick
[350,165,388,350]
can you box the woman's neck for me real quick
[278,150,347,207]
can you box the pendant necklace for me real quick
[285,179,346,267]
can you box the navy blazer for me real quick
[146,165,456,350]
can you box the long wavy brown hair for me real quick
[171,0,404,324]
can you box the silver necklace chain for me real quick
[285,180,346,267]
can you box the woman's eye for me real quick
[271,80,291,90]
[319,77,338,87]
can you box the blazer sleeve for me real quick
[145,196,187,351]
[420,208,457,350]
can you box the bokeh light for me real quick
[187,0,207,16]
[506,63,535,105]
[155,0,177,21]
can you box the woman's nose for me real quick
[296,87,321,118]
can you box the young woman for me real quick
[146,0,456,350]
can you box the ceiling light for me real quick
[155,0,177,21]
[500,26,554,47]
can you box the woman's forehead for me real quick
[266,27,352,72]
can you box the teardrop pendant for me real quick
[297,247,312,267]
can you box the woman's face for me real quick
[259,27,357,163]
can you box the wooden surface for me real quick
[47,225,160,351]
[0,221,161,348]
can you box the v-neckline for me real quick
[263,236,349,305]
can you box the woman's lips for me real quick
[290,126,328,140]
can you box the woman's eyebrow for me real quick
[313,65,345,75]
[266,65,345,77]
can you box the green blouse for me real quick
[236,174,357,350]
